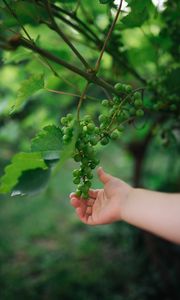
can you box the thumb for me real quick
[97,167,112,184]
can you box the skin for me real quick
[70,167,180,244]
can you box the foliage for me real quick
[0,0,180,298]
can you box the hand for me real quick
[69,167,133,225]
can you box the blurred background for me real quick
[0,0,180,299]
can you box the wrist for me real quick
[121,186,138,222]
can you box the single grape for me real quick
[61,117,67,125]
[73,177,80,184]
[134,99,143,107]
[102,99,109,107]
[74,153,81,162]
[100,136,109,145]
[75,189,82,197]
[136,109,144,117]
[110,130,119,140]
[90,136,98,145]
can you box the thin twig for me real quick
[46,88,99,102]
[77,82,90,121]
[95,0,123,72]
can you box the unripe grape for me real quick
[87,123,95,132]
[74,153,81,162]
[67,113,73,121]
[82,157,89,165]
[92,158,100,166]
[90,136,98,145]
[100,136,109,145]
[133,91,141,99]
[82,192,89,199]
[61,117,67,125]
[136,109,144,117]
[113,96,120,103]
[98,114,106,123]
[63,134,70,143]
[75,189,82,197]
[102,99,109,107]
[134,98,143,107]
[83,125,88,133]
[87,172,93,180]
[73,177,80,184]
[125,85,132,93]
[114,83,124,93]
[110,130,119,140]
[73,169,81,177]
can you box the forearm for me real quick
[122,188,180,244]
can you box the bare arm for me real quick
[70,168,180,244]
[122,188,180,244]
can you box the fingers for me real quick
[97,167,112,184]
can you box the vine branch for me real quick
[95,0,123,72]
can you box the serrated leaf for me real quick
[31,125,63,160]
[11,73,44,113]
[11,168,51,197]
[0,152,47,194]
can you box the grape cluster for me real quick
[60,83,145,199]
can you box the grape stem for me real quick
[77,82,90,121]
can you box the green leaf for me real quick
[11,168,51,197]
[122,0,153,28]
[31,125,63,161]
[0,152,47,194]
[11,73,44,113]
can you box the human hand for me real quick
[69,167,133,225]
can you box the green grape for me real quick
[136,109,144,117]
[134,99,143,107]
[125,85,132,93]
[61,117,67,125]
[89,162,96,169]
[74,153,81,162]
[99,114,107,123]
[133,91,141,99]
[82,192,89,199]
[67,113,73,121]
[101,136,109,145]
[83,125,88,133]
[82,157,89,165]
[114,83,124,93]
[87,123,95,132]
[75,189,82,197]
[110,130,119,140]
[102,99,109,107]
[63,134,70,143]
[87,172,93,180]
[73,177,80,184]
[90,136,98,145]
[73,169,81,177]
[113,96,120,103]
